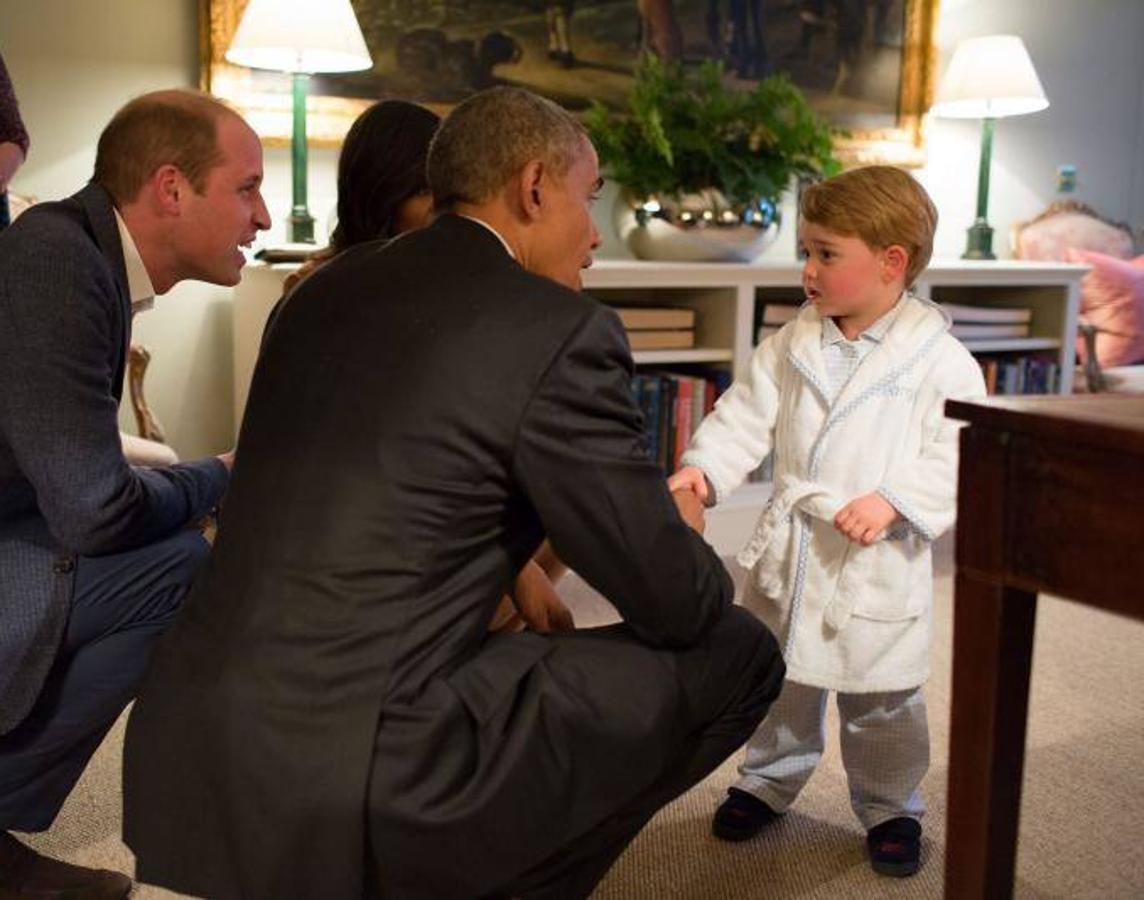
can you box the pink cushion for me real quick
[1067,249,1144,367]
[1017,210,1135,261]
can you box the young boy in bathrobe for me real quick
[669,165,986,877]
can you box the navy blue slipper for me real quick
[867,816,922,877]
[711,788,779,842]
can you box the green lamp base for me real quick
[287,208,315,244]
[288,72,316,245]
[962,219,995,260]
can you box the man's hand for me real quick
[833,492,900,545]
[667,465,709,503]
[511,559,575,633]
[217,450,235,471]
[672,487,705,535]
[488,595,525,633]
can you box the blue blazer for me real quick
[0,183,228,734]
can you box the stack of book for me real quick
[756,302,803,344]
[978,353,1061,395]
[614,307,696,351]
[940,301,1033,340]
[630,369,733,474]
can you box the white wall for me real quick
[919,0,1144,259]
[3,0,1143,455]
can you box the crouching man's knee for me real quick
[680,605,785,739]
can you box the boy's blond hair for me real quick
[800,165,937,286]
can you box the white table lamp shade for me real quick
[931,35,1049,119]
[225,0,372,74]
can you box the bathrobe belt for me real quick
[736,478,888,633]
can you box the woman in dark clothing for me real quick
[279,99,441,297]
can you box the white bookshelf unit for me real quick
[582,258,1086,388]
[232,258,1087,554]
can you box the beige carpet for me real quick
[21,538,1144,898]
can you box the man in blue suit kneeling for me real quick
[0,89,270,900]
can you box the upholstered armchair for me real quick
[1012,200,1144,392]
[122,341,178,466]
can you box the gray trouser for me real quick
[734,680,928,830]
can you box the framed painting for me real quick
[200,0,939,165]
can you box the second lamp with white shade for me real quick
[931,34,1049,259]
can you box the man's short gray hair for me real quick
[428,87,587,210]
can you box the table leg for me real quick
[945,572,1037,899]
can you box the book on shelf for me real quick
[614,306,696,330]
[939,302,1033,324]
[950,322,1032,339]
[627,329,696,351]
[977,353,1060,396]
[631,368,733,474]
[760,303,802,325]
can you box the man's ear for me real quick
[151,164,184,216]
[882,244,909,282]
[518,159,544,221]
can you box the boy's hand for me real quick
[512,560,575,633]
[667,465,709,503]
[834,492,900,545]
[672,487,706,535]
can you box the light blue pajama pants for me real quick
[733,680,928,831]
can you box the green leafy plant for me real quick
[585,55,842,206]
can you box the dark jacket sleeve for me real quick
[0,219,228,556]
[512,304,733,648]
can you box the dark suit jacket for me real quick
[123,215,733,899]
[0,184,229,733]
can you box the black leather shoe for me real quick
[711,788,779,841]
[867,816,922,877]
[0,831,132,899]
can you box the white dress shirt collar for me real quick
[820,291,906,347]
[458,214,516,259]
[113,209,156,314]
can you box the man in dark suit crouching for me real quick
[123,86,785,900]
[0,90,269,899]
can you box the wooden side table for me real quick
[943,395,1144,898]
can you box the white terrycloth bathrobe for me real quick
[682,294,986,693]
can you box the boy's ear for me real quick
[881,245,909,282]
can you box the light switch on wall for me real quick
[1057,164,1077,193]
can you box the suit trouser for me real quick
[733,680,928,831]
[435,606,786,900]
[0,529,209,831]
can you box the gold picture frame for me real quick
[200,0,939,165]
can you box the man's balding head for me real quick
[93,89,242,205]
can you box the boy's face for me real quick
[798,221,898,320]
